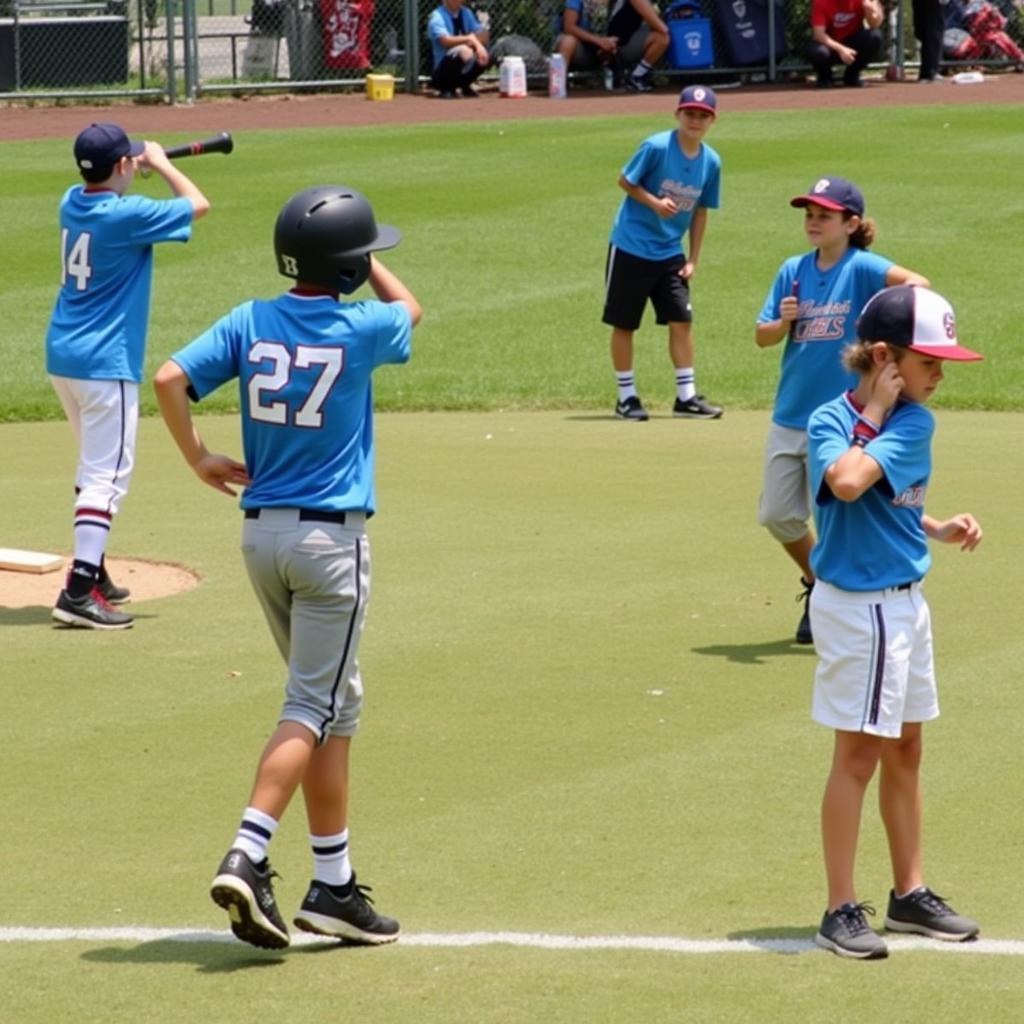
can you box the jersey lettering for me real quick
[247,340,345,428]
[61,229,93,291]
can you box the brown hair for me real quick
[848,214,876,250]
[841,340,906,373]
[80,164,115,184]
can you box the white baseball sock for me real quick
[616,372,638,401]
[675,368,696,402]
[233,807,279,865]
[311,828,352,887]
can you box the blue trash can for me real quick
[667,0,714,69]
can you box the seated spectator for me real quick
[427,0,491,98]
[806,0,883,88]
[555,0,669,93]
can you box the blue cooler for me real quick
[666,0,714,69]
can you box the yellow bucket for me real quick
[366,74,395,101]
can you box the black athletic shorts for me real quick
[602,245,692,330]
[607,0,644,42]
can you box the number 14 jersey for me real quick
[46,186,194,383]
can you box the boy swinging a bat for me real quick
[46,122,211,630]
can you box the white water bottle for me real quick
[548,52,567,98]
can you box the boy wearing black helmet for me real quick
[154,186,420,950]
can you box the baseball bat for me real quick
[163,132,234,160]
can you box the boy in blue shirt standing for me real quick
[47,122,210,630]
[155,185,420,950]
[605,86,723,422]
[807,285,983,959]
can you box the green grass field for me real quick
[3,101,1024,1022]
[4,103,1023,421]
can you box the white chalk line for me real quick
[1,927,1022,955]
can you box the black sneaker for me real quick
[210,849,290,950]
[624,71,654,93]
[614,396,649,421]
[884,887,979,942]
[795,577,814,645]
[672,395,723,419]
[52,588,134,630]
[97,574,131,605]
[293,875,400,945]
[815,902,888,959]
[460,83,479,98]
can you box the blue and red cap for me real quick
[857,286,983,361]
[790,176,864,217]
[676,85,717,115]
[74,122,144,172]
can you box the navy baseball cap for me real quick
[857,286,983,361]
[74,122,144,171]
[676,85,717,115]
[790,176,864,217]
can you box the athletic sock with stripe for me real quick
[311,828,353,887]
[232,807,279,865]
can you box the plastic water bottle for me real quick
[602,63,615,91]
[548,52,567,98]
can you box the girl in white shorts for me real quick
[804,285,983,959]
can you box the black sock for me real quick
[67,559,99,598]
[326,878,355,898]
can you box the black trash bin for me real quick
[711,0,786,66]
[0,15,129,90]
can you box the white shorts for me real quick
[50,375,138,516]
[810,580,939,738]
[757,422,811,544]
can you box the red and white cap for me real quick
[676,85,717,115]
[857,286,983,361]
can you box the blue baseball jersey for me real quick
[554,0,634,33]
[558,0,592,31]
[757,247,892,430]
[610,131,721,262]
[171,292,412,514]
[46,186,194,383]
[808,392,934,591]
[427,3,482,67]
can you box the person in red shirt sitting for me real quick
[807,0,883,88]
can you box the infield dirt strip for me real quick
[1,76,1021,141]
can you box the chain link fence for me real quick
[1,0,1021,100]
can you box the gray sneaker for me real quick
[96,574,131,604]
[815,902,889,959]
[884,887,979,941]
[673,395,723,419]
[615,396,649,421]
[52,588,134,630]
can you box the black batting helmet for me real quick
[273,185,402,294]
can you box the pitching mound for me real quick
[0,557,200,609]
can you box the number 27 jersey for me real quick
[171,292,412,514]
